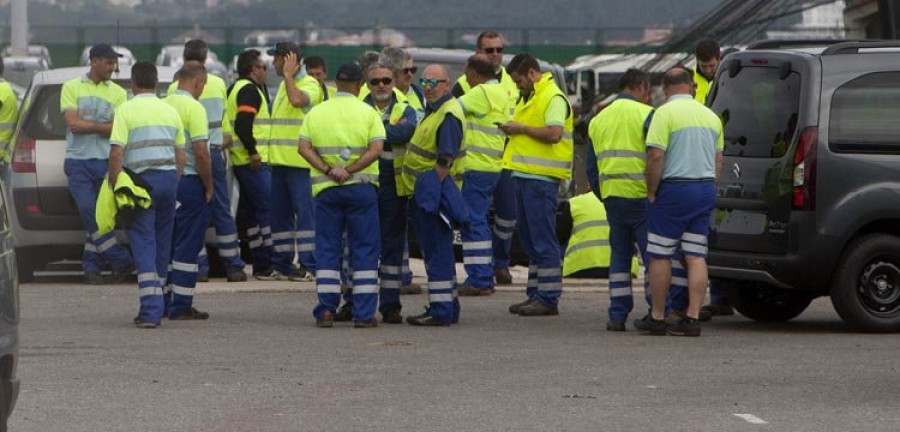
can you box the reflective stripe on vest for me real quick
[0,80,18,160]
[504,73,574,180]
[266,75,321,168]
[563,193,611,276]
[398,98,467,197]
[588,97,653,199]
[461,82,513,173]
[226,79,271,166]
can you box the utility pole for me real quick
[11,0,29,56]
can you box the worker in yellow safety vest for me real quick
[499,53,574,317]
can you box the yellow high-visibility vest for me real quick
[226,79,271,166]
[588,97,653,199]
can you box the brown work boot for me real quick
[168,307,210,320]
[406,311,451,326]
[227,269,247,282]
[316,310,334,328]
[457,282,495,297]
[508,299,535,315]
[699,304,735,322]
[354,319,379,328]
[400,282,423,295]
[517,301,559,317]
[334,302,353,322]
[494,267,513,285]
[665,310,686,327]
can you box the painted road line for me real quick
[734,414,768,425]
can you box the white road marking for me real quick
[734,414,768,425]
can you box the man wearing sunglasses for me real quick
[399,65,467,326]
[382,47,426,121]
[227,49,276,280]
[455,54,515,297]
[264,42,323,282]
[452,31,520,289]
[500,53,574,317]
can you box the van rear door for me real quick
[707,53,809,254]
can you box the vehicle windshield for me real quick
[710,66,801,158]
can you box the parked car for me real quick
[1,56,50,89]
[707,39,900,332]
[0,175,19,431]
[156,44,228,80]
[78,45,136,70]
[1,66,181,281]
[2,44,52,68]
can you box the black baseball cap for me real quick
[89,43,123,60]
[335,63,363,82]
[266,42,301,57]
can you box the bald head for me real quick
[663,67,694,98]
[421,64,451,103]
[178,60,208,99]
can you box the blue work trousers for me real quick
[270,166,316,275]
[167,175,212,318]
[515,178,562,308]
[234,164,272,272]
[207,148,245,272]
[312,184,380,323]
[410,195,459,324]
[127,170,177,325]
[461,170,501,290]
[492,169,517,270]
[378,176,408,312]
[64,158,133,274]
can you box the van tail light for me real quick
[11,135,35,173]
[792,126,818,210]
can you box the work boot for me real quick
[133,316,158,329]
[227,269,247,282]
[699,304,734,322]
[381,304,403,324]
[354,319,379,328]
[517,301,559,316]
[633,314,667,335]
[316,310,334,328]
[494,267,513,285]
[606,321,626,332]
[197,274,209,283]
[169,307,210,320]
[111,263,136,283]
[406,309,451,326]
[289,267,314,282]
[457,282,494,297]
[334,302,353,322]
[508,299,535,315]
[400,282,422,295]
[253,269,285,281]
[84,272,109,285]
[665,310,686,327]
[667,317,701,337]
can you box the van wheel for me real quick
[14,251,35,284]
[831,234,900,332]
[729,282,813,322]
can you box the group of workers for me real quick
[48,31,730,335]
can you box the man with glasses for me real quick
[226,49,276,279]
[264,42,322,282]
[455,54,514,297]
[399,65,467,326]
[500,53,574,317]
[382,47,426,121]
[452,31,520,288]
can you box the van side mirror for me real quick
[727,59,742,78]
[779,61,793,80]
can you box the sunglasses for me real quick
[402,67,418,75]
[483,47,504,54]
[369,77,393,86]
[420,78,448,88]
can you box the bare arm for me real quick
[193,140,213,202]
[64,110,114,137]
[646,147,666,203]
[108,145,124,187]
[175,147,185,179]
[715,151,724,185]
[298,138,329,173]
[282,53,310,108]
[499,122,563,144]
[345,140,384,175]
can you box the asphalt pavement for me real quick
[9,261,900,432]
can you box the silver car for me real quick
[78,45,137,71]
[1,66,179,281]
[156,44,228,80]
[1,56,50,89]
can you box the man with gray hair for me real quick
[381,47,426,117]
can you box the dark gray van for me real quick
[0,175,19,430]
[707,40,900,332]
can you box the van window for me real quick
[22,80,171,141]
[830,72,900,153]
[710,66,801,158]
